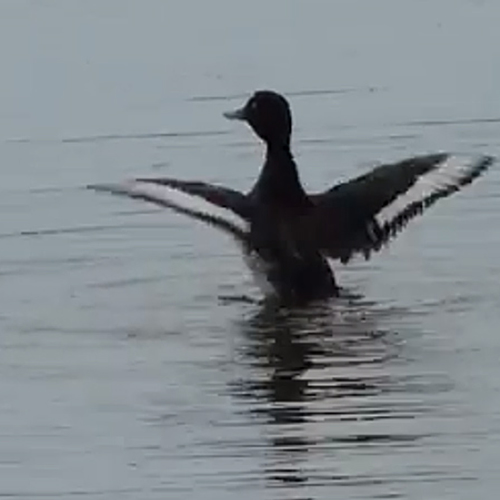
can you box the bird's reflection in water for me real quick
[230,295,417,491]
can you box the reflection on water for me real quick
[231,297,445,493]
[1,0,499,497]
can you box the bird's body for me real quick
[91,90,494,304]
[242,146,338,302]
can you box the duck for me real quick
[90,90,494,304]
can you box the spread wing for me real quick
[310,153,494,263]
[89,177,252,241]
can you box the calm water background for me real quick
[1,1,500,498]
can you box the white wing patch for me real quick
[376,154,488,227]
[91,180,249,238]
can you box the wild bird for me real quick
[90,90,494,304]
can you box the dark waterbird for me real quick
[90,90,494,304]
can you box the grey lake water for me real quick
[1,1,500,498]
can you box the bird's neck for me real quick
[256,143,309,206]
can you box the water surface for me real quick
[1,1,500,498]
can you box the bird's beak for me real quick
[223,106,246,121]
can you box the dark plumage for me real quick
[90,90,494,304]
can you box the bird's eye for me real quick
[249,99,258,111]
